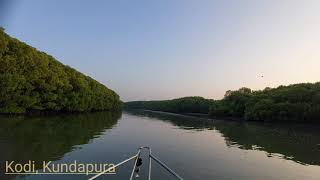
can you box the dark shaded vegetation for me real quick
[210,84,320,122]
[126,83,320,122]
[125,96,213,114]
[0,29,121,113]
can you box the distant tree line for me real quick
[0,28,121,113]
[125,83,320,122]
[125,96,213,114]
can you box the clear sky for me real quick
[1,0,320,101]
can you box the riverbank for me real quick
[125,82,320,123]
[0,109,123,117]
[128,109,245,123]
[126,109,320,125]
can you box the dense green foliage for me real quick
[125,96,213,114]
[126,83,320,122]
[0,29,121,113]
[210,83,320,122]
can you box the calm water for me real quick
[1,110,320,180]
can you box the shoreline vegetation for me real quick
[125,83,320,123]
[0,29,122,114]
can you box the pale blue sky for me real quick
[1,0,320,101]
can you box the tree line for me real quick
[125,83,320,122]
[125,96,213,114]
[0,28,121,113]
[211,83,320,122]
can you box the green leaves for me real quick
[210,83,320,122]
[0,30,121,114]
[125,96,213,114]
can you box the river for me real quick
[0,110,319,180]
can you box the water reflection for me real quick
[0,111,121,180]
[215,121,320,166]
[127,110,320,166]
[126,110,215,130]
